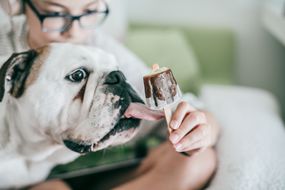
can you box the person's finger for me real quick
[169,101,196,130]
[176,139,206,152]
[169,111,206,144]
[173,124,210,152]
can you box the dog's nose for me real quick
[104,71,126,85]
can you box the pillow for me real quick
[200,84,285,190]
[125,28,201,94]
[181,27,235,84]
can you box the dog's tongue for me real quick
[124,103,164,121]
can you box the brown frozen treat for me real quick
[143,65,189,156]
[143,65,182,110]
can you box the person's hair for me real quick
[20,0,25,14]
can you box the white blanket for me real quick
[200,85,285,190]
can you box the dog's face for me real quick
[0,43,144,154]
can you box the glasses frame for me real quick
[24,0,109,32]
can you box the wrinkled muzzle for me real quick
[63,71,144,153]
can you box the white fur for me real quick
[0,43,139,188]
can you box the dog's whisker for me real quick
[101,148,107,159]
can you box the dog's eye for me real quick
[65,68,89,83]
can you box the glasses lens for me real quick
[42,17,70,32]
[80,1,108,29]
[80,13,107,29]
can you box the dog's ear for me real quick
[0,49,38,102]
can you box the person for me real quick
[0,0,220,189]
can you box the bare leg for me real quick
[29,179,71,190]
[114,142,217,190]
[29,142,217,190]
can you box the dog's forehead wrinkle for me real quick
[80,55,87,61]
[36,44,118,84]
[42,46,85,74]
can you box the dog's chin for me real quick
[63,117,141,154]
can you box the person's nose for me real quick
[64,20,83,39]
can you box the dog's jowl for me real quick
[0,43,144,188]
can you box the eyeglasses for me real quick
[25,0,109,32]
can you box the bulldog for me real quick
[0,43,161,189]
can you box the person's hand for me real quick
[168,101,216,154]
[124,102,219,154]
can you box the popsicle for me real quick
[143,64,182,133]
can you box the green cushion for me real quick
[125,29,201,94]
[127,24,235,85]
[182,27,235,84]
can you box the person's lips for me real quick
[124,103,164,121]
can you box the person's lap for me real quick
[114,142,217,190]
[30,142,217,190]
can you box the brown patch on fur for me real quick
[73,82,87,102]
[25,46,51,88]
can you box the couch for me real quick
[49,24,285,190]
[125,23,285,190]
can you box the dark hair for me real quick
[20,0,25,13]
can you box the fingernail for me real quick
[175,143,183,151]
[170,120,178,129]
[170,133,179,143]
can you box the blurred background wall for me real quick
[104,0,285,119]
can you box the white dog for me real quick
[0,43,146,189]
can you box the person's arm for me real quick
[90,32,221,149]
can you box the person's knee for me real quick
[183,147,217,189]
[193,147,217,175]
[201,147,217,172]
[167,147,218,176]
[29,179,71,190]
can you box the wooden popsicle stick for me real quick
[163,106,173,133]
[152,63,160,71]
[152,63,189,156]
